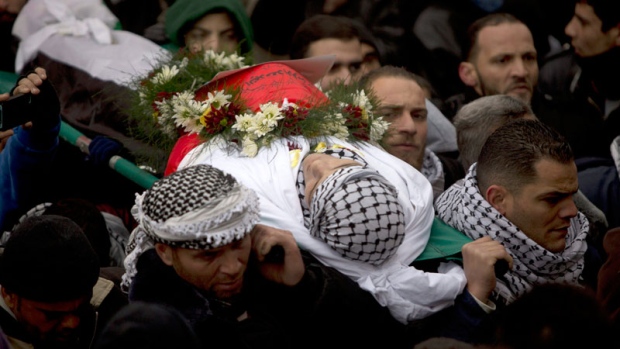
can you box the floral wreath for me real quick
[127,49,389,168]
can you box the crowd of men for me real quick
[0,0,619,348]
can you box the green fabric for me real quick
[164,0,253,54]
[415,217,473,262]
[0,71,18,94]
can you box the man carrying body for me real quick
[359,65,464,199]
[291,17,459,157]
[122,164,411,349]
[443,12,619,232]
[435,119,599,307]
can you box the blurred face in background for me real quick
[564,2,620,57]
[307,38,363,90]
[184,12,239,54]
[360,42,381,75]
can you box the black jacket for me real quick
[129,249,417,349]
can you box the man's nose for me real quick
[219,250,244,275]
[565,17,577,38]
[334,66,352,85]
[511,59,528,78]
[560,198,579,219]
[397,113,417,134]
[59,313,81,331]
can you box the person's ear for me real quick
[485,184,509,215]
[155,243,174,266]
[459,62,479,88]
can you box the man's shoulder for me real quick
[538,49,580,99]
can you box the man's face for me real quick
[184,12,239,54]
[307,38,363,90]
[464,22,538,104]
[0,0,27,14]
[158,235,252,300]
[360,42,381,75]
[2,290,91,347]
[501,158,579,253]
[565,3,620,57]
[371,76,428,170]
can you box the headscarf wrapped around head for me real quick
[299,147,405,266]
[310,166,405,265]
[122,164,260,291]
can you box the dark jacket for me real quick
[537,48,620,160]
[129,249,415,349]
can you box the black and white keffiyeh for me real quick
[435,164,589,304]
[296,148,405,266]
[421,149,445,200]
[122,164,260,292]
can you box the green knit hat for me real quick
[165,0,253,53]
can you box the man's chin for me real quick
[507,91,532,104]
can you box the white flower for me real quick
[207,90,231,109]
[248,113,274,137]
[155,100,174,121]
[232,112,255,133]
[353,90,371,111]
[168,91,207,134]
[150,65,179,84]
[258,102,284,128]
[241,136,258,157]
[281,98,298,110]
[138,91,148,106]
[174,90,195,104]
[370,117,390,141]
[221,53,247,69]
[325,113,349,139]
[204,50,227,66]
[179,57,189,69]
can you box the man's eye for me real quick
[378,111,398,119]
[412,112,427,120]
[201,251,218,260]
[544,197,561,204]
[348,63,362,74]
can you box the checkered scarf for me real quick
[421,149,445,200]
[297,148,405,266]
[435,164,589,304]
[121,165,260,292]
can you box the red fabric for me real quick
[165,62,328,174]
[164,133,202,176]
